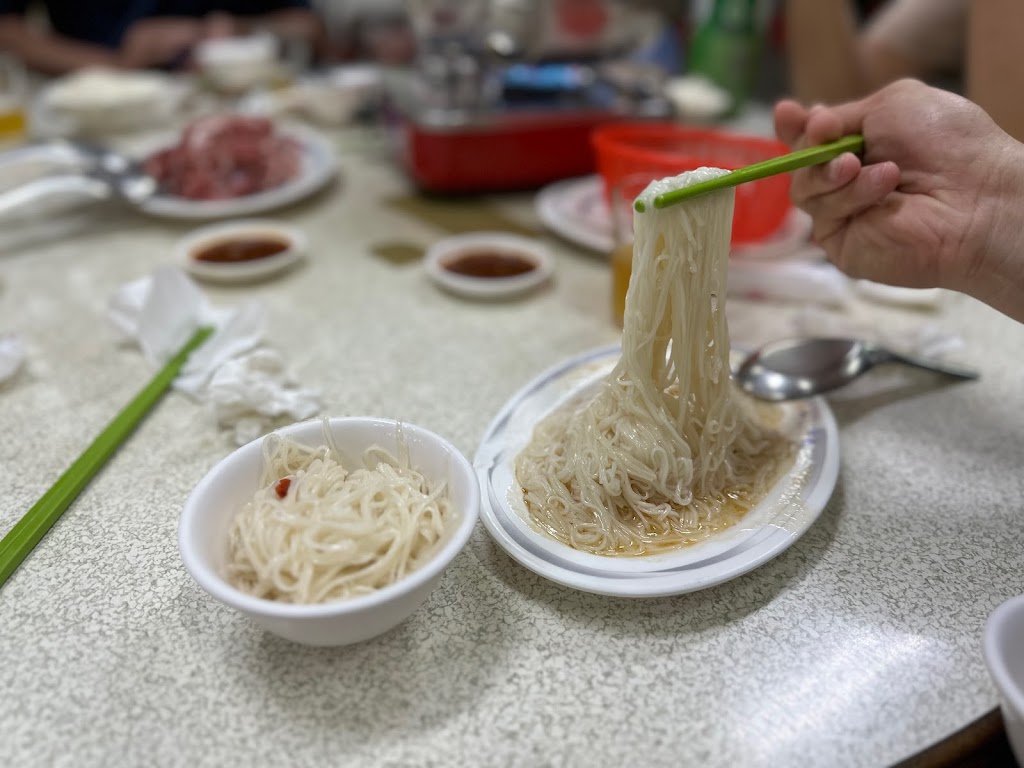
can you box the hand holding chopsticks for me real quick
[634,134,865,212]
[0,326,213,590]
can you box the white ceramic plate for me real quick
[535,174,812,259]
[135,126,336,221]
[424,232,554,300]
[175,219,306,283]
[474,345,840,597]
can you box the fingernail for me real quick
[826,157,844,182]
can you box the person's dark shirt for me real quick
[0,0,311,49]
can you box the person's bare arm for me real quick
[0,15,119,74]
[785,0,865,102]
[259,8,324,46]
[216,9,326,57]
[785,0,951,104]
[966,0,1024,141]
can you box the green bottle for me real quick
[688,0,764,114]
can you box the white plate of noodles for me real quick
[475,345,839,597]
[476,169,839,598]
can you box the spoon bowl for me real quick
[735,337,978,402]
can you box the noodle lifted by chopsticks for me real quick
[516,168,793,556]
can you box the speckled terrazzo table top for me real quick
[2,127,1023,768]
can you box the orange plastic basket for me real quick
[591,122,792,245]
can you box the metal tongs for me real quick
[0,141,155,220]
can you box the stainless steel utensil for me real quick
[0,141,155,220]
[735,337,979,402]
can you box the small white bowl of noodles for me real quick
[178,417,479,646]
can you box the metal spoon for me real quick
[735,337,979,402]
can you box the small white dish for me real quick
[176,219,306,283]
[302,65,382,125]
[134,125,336,221]
[983,594,1024,764]
[237,66,382,126]
[178,416,480,646]
[474,345,840,597]
[663,75,732,123]
[326,63,381,93]
[424,232,554,300]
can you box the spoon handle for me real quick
[880,349,980,380]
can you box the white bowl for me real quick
[178,417,480,646]
[196,35,278,92]
[983,594,1024,763]
[663,75,732,123]
[38,68,189,136]
[175,219,306,283]
[296,66,381,126]
[424,232,554,300]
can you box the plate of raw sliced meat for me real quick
[138,114,337,220]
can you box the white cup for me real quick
[983,594,1024,764]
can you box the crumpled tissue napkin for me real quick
[108,266,321,444]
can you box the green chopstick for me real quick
[0,325,214,589]
[633,134,865,212]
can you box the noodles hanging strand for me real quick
[515,169,793,556]
[226,428,452,604]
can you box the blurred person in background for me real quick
[0,0,324,74]
[312,0,682,68]
[316,0,415,64]
[784,0,1024,140]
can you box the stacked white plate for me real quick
[474,346,840,597]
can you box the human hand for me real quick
[774,79,1024,321]
[119,17,202,69]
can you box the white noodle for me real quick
[225,425,452,604]
[515,169,793,556]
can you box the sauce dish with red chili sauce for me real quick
[424,232,554,300]
[176,219,306,283]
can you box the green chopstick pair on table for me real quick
[0,326,214,590]
[633,134,865,212]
